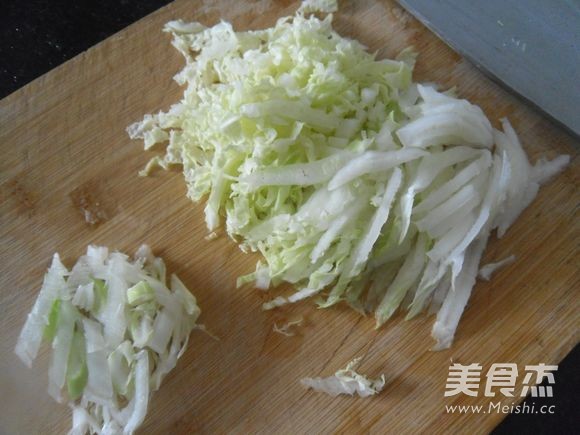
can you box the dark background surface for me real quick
[0,1,577,433]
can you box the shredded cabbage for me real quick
[128,0,569,350]
[478,255,516,281]
[15,245,201,435]
[273,317,304,337]
[301,357,385,397]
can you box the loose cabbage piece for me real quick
[129,0,569,349]
[478,255,516,281]
[15,245,201,435]
[301,357,385,397]
[273,317,304,337]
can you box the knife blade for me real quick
[398,0,580,137]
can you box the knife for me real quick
[398,0,580,137]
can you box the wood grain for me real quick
[0,1,578,434]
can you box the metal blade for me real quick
[398,0,580,137]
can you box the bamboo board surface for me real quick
[0,1,578,433]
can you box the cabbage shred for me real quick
[15,245,201,434]
[128,1,569,350]
[301,357,385,397]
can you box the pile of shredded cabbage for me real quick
[15,245,201,434]
[128,0,569,350]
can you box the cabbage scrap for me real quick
[301,357,385,397]
[273,317,304,337]
[15,245,201,435]
[128,0,569,349]
[478,255,516,281]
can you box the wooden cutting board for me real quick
[0,1,578,433]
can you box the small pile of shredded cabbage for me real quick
[15,245,201,435]
[128,0,569,349]
[301,357,385,397]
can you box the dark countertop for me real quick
[0,1,577,433]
